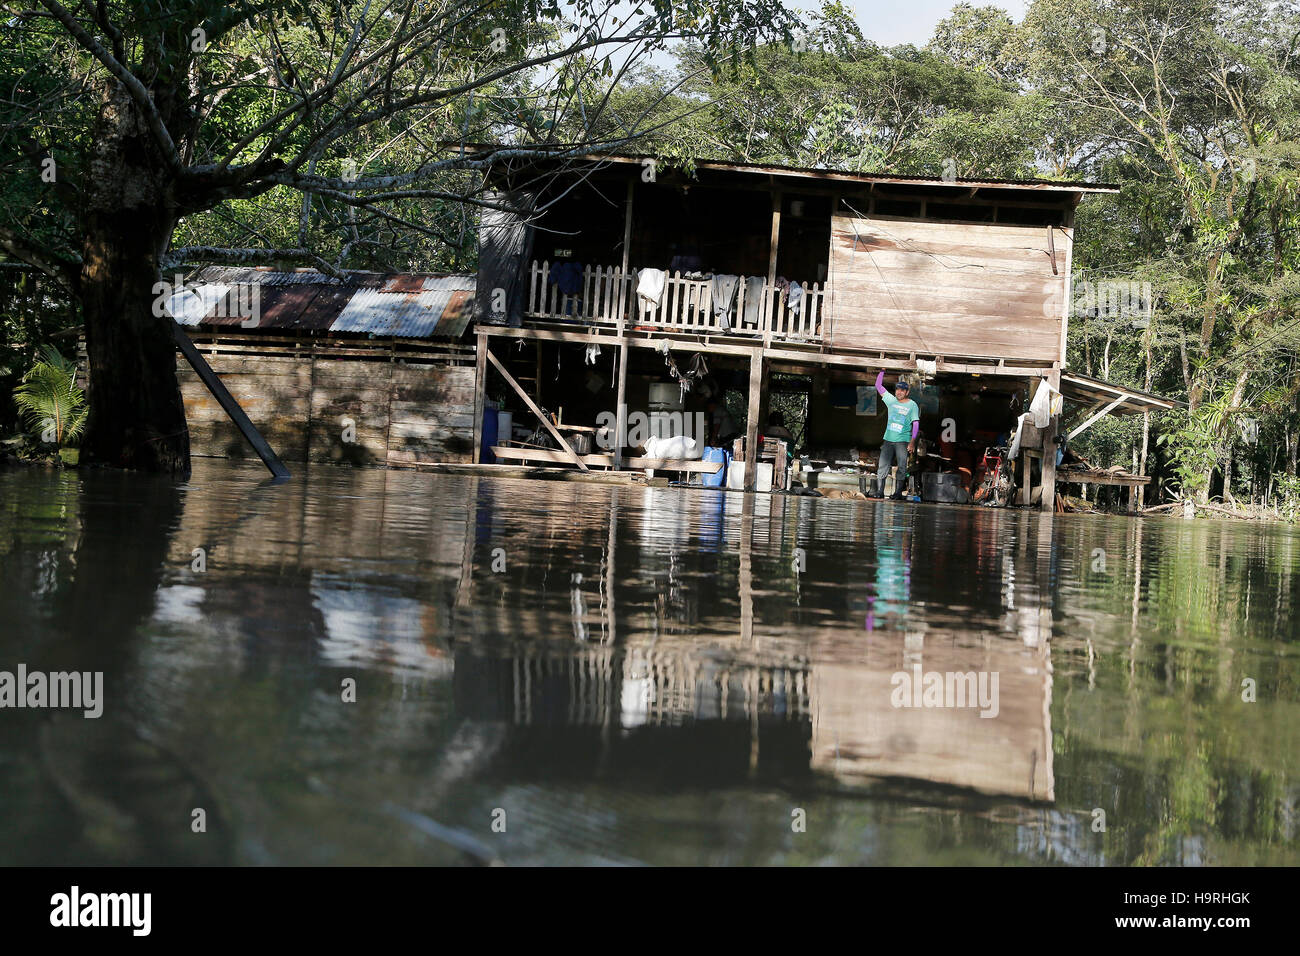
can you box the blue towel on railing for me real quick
[549,260,584,295]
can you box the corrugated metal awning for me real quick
[1061,371,1182,414]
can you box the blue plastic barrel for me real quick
[701,446,729,487]
[480,407,498,464]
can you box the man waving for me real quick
[869,370,919,500]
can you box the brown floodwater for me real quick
[0,459,1296,865]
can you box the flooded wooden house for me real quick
[468,152,1177,509]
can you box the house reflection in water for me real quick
[159,466,1055,803]
[443,482,1055,802]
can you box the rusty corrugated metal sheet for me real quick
[381,274,428,293]
[437,289,474,338]
[165,270,476,338]
[276,286,354,331]
[330,288,462,338]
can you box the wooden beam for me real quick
[765,190,781,349]
[1067,395,1128,441]
[485,349,589,470]
[1040,369,1061,513]
[626,456,722,473]
[490,447,722,473]
[1058,213,1074,368]
[745,349,763,490]
[173,323,289,480]
[476,324,1059,375]
[473,329,487,464]
[394,461,646,484]
[491,446,613,466]
[614,178,634,468]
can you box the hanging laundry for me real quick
[710,274,740,329]
[1029,377,1060,428]
[787,282,804,317]
[637,268,666,308]
[584,343,601,365]
[743,275,765,327]
[549,260,584,295]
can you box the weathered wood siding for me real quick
[177,335,476,466]
[827,213,1069,363]
[181,354,312,461]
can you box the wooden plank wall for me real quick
[828,213,1068,363]
[177,338,476,466]
[181,354,311,461]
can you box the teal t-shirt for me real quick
[881,392,919,442]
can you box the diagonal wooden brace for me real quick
[486,348,589,471]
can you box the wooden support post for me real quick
[765,190,781,348]
[773,439,788,491]
[486,349,589,470]
[613,178,634,469]
[745,348,763,490]
[473,330,487,464]
[1041,370,1060,513]
[173,323,290,480]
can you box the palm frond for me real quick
[12,346,88,447]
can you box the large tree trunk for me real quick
[80,82,190,475]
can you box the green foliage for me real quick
[12,346,87,448]
[1277,475,1300,522]
[1156,396,1231,498]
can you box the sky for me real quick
[624,1,1031,69]
[825,0,1027,47]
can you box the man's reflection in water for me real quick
[865,505,912,632]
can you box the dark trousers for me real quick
[875,440,910,495]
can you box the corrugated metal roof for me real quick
[276,286,354,331]
[167,283,230,326]
[458,142,1121,193]
[166,269,476,338]
[330,287,470,338]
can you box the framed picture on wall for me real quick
[855,385,877,416]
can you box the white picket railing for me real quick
[525,261,824,343]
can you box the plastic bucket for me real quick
[701,446,729,487]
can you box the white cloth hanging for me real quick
[1029,377,1060,428]
[1008,413,1028,460]
[637,268,666,308]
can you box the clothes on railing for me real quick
[548,260,584,295]
[743,276,765,327]
[787,282,804,317]
[710,274,740,329]
[637,268,666,308]
[529,260,819,337]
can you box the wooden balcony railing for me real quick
[525,261,825,343]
